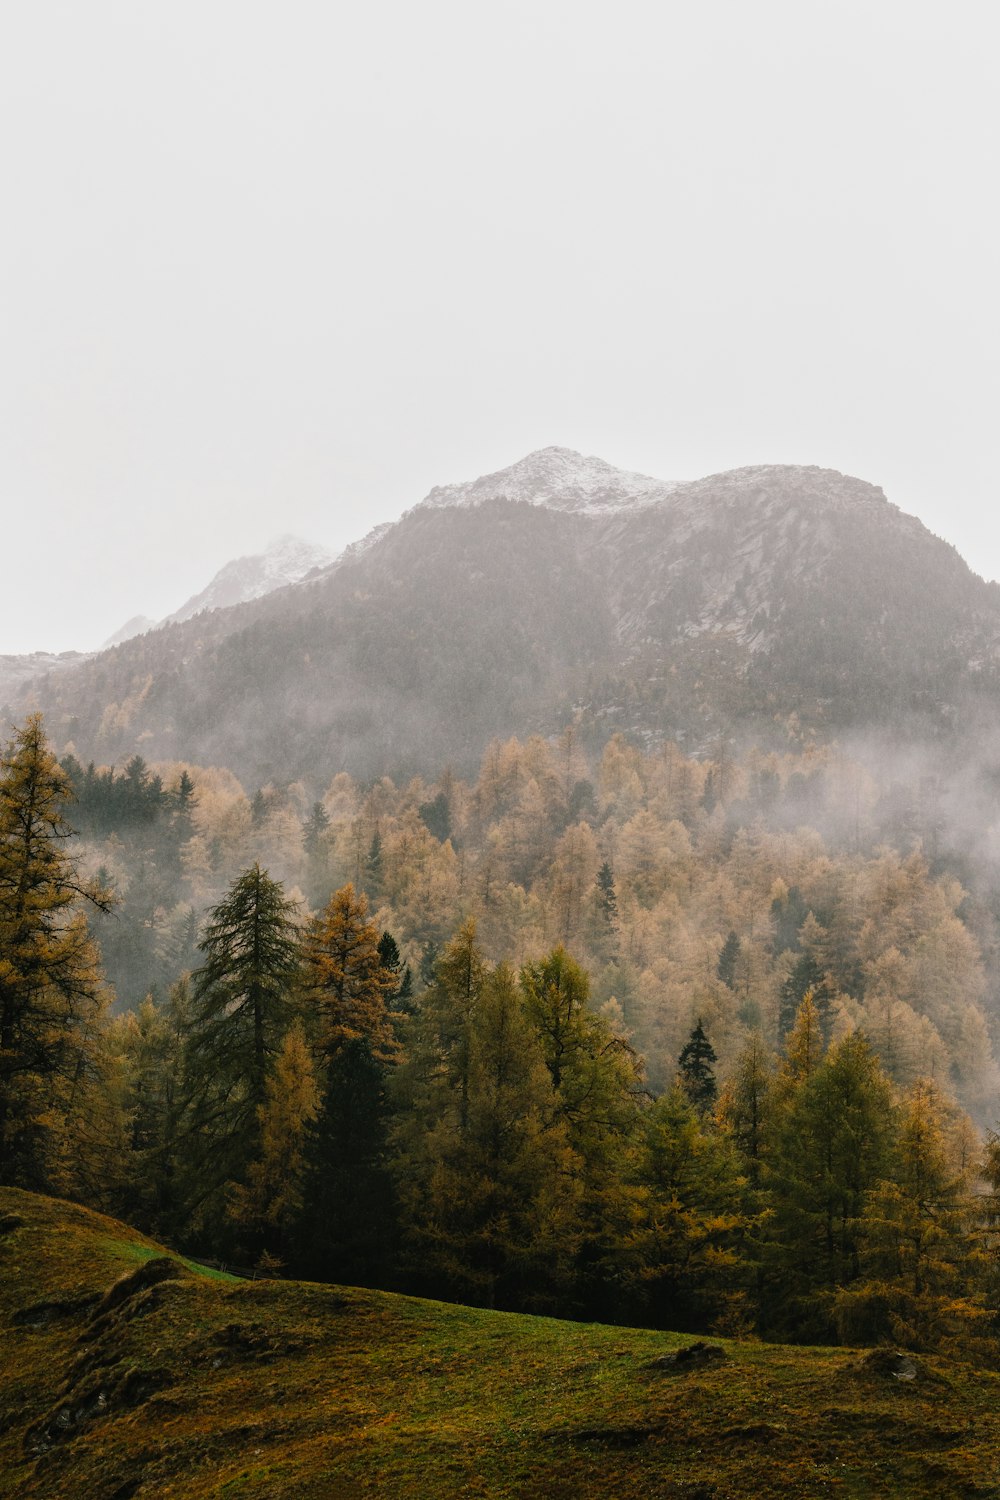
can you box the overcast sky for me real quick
[2,1,997,653]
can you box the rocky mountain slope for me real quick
[7,449,1000,784]
[162,533,333,627]
[0,536,333,704]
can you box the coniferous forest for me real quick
[6,710,1000,1358]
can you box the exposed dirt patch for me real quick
[648,1340,727,1372]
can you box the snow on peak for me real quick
[165,535,334,625]
[418,446,678,517]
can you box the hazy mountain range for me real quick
[4,447,1000,785]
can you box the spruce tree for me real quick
[190,864,301,1110]
[678,1019,718,1113]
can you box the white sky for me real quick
[2,1,998,653]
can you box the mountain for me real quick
[101,614,157,650]
[1,536,334,707]
[417,444,675,515]
[163,533,334,626]
[9,449,1000,784]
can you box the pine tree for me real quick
[365,830,383,901]
[595,861,619,930]
[0,715,113,1187]
[779,950,829,1040]
[302,800,330,859]
[678,1020,718,1114]
[190,864,301,1111]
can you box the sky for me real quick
[2,0,998,653]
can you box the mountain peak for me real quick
[418,447,677,516]
[164,535,334,626]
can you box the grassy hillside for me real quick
[2,1190,999,1499]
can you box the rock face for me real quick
[9,450,1000,784]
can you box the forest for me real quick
[4,712,1000,1355]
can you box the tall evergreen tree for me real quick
[184,864,301,1226]
[678,1019,718,1114]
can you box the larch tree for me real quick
[228,1019,320,1260]
[294,885,400,1282]
[303,883,398,1064]
[394,963,581,1310]
[761,1032,896,1340]
[628,1083,749,1332]
[840,1077,987,1350]
[520,946,646,1313]
[0,715,113,1188]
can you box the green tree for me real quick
[678,1019,718,1114]
[190,864,301,1110]
[393,963,581,1309]
[628,1084,749,1332]
[717,931,741,989]
[520,946,645,1313]
[761,1032,895,1340]
[718,1031,775,1187]
[184,864,301,1224]
[0,715,112,1188]
[839,1079,987,1350]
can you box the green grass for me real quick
[3,1187,1000,1498]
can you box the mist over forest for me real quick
[8,452,1000,1497]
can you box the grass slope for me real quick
[2,1189,999,1499]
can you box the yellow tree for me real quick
[303,883,398,1061]
[229,1020,320,1254]
[0,715,112,1187]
